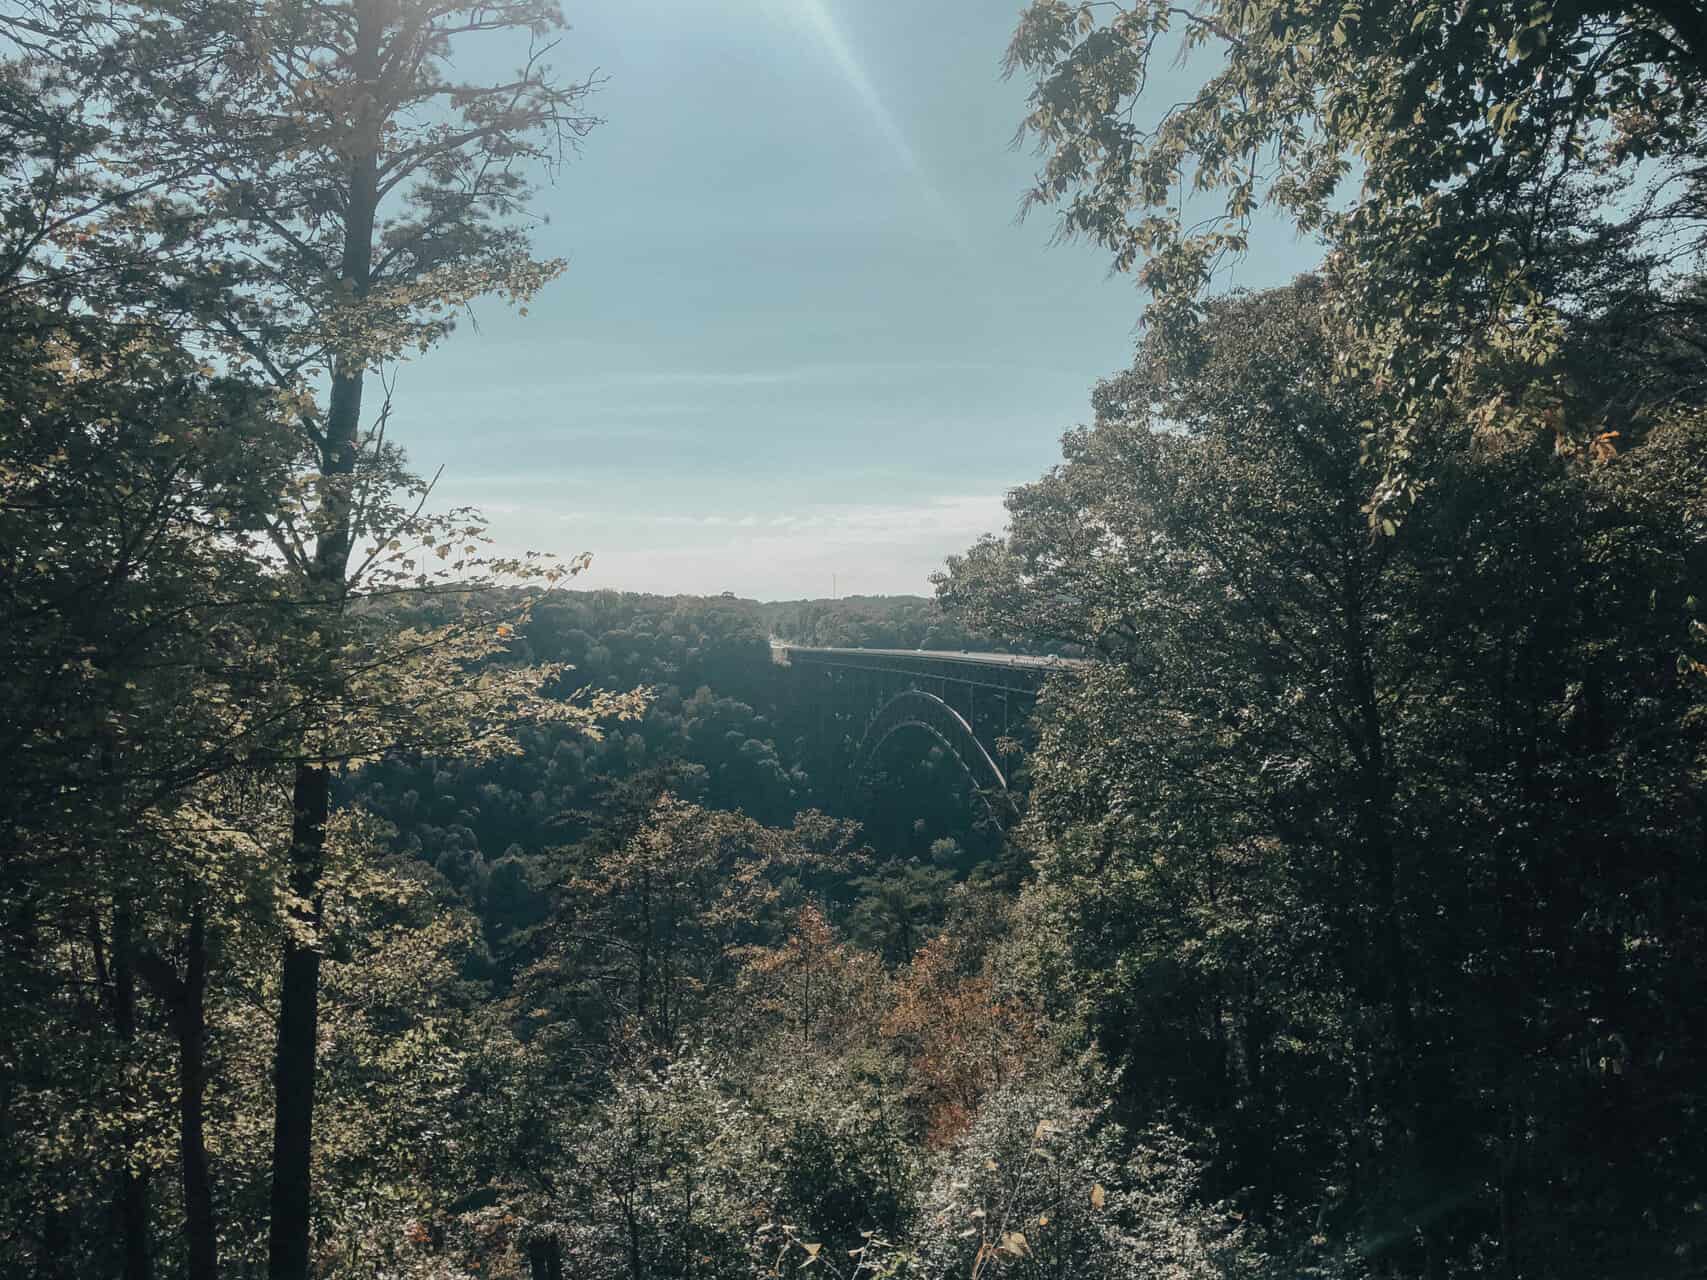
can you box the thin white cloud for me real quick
[566,360,1004,391]
[467,489,1014,595]
[532,494,1009,598]
[632,495,998,534]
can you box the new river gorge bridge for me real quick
[772,644,1086,823]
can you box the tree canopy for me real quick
[938,276,1707,1275]
[1005,0,1707,514]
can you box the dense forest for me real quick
[759,597,1028,655]
[6,1,1707,1279]
[348,588,1014,960]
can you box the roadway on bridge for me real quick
[771,643,1086,671]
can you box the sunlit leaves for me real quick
[1004,0,1707,522]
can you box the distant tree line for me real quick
[758,596,1048,654]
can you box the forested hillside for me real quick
[348,590,1011,974]
[6,1,1707,1278]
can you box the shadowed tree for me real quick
[62,1,606,1273]
[939,279,1707,1273]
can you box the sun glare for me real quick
[789,0,968,247]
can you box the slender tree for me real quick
[1,0,606,1271]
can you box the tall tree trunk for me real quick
[527,1235,564,1280]
[1341,557,1415,1059]
[137,903,219,1280]
[178,907,217,1280]
[267,6,381,1276]
[1492,650,1539,1280]
[623,1194,645,1280]
[115,1169,152,1280]
[109,907,154,1280]
[41,1204,74,1280]
[268,764,329,1280]
[1342,553,1433,1271]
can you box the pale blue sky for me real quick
[390,0,1317,599]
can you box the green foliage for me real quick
[918,1072,1250,1280]
[1005,0,1707,516]
[761,595,1021,654]
[939,278,1707,1273]
[16,0,1707,1275]
[846,863,956,965]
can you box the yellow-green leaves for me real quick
[1006,0,1707,525]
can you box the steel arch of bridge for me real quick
[852,688,1017,823]
[775,644,1086,827]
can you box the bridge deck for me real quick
[772,643,1086,672]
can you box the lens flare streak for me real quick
[793,0,967,248]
